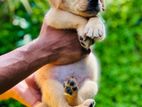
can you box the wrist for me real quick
[17,39,59,70]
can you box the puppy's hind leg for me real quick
[34,102,47,107]
[79,80,98,101]
[41,79,71,107]
[64,77,81,106]
[40,79,95,107]
[63,78,95,107]
[75,99,95,107]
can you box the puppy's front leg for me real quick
[45,9,93,48]
[84,17,106,41]
[45,9,87,31]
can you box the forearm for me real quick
[0,39,58,94]
[0,25,89,94]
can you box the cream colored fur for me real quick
[35,53,99,107]
[35,0,106,107]
[46,0,106,48]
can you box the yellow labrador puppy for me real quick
[35,0,106,107]
[46,0,105,48]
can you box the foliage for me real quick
[0,0,142,107]
[94,0,142,107]
[0,0,49,55]
[0,99,24,107]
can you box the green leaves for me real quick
[0,0,142,107]
[1,0,32,14]
[0,0,48,55]
[94,0,142,107]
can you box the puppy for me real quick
[0,0,105,107]
[46,0,105,48]
[35,0,106,107]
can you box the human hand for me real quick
[37,15,90,65]
[13,74,41,107]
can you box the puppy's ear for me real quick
[100,0,105,11]
[48,0,62,8]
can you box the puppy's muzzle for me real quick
[87,0,101,13]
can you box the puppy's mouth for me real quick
[85,9,99,15]
[76,5,101,17]
[64,0,102,17]
[85,0,102,16]
[79,9,99,17]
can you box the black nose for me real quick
[88,0,100,12]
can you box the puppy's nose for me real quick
[88,0,100,12]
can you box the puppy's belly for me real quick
[36,53,99,87]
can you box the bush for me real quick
[94,0,142,107]
[0,0,142,107]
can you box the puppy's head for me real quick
[48,0,105,17]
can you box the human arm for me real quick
[0,21,90,94]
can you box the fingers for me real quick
[14,76,41,106]
[25,74,39,91]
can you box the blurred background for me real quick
[0,0,142,107]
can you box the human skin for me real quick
[12,74,41,106]
[0,21,90,94]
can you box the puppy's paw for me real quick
[80,99,95,107]
[79,36,94,49]
[84,17,106,41]
[78,27,94,49]
[64,77,78,97]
